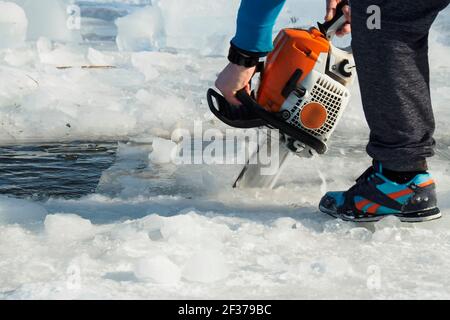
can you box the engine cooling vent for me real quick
[290,77,346,138]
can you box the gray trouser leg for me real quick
[350,0,449,171]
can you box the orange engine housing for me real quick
[257,28,330,112]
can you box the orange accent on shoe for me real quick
[355,199,372,211]
[418,179,434,188]
[388,188,414,200]
[366,204,381,214]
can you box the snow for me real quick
[0,0,449,300]
[182,249,230,283]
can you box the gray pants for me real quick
[351,0,449,171]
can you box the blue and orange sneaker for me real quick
[319,163,441,223]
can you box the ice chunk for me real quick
[115,5,165,52]
[264,217,304,244]
[134,256,181,284]
[149,137,177,164]
[38,42,87,66]
[12,0,82,42]
[0,1,28,49]
[372,216,404,242]
[44,214,94,242]
[375,215,403,230]
[3,47,35,66]
[347,227,372,241]
[159,213,231,247]
[0,196,47,225]
[87,48,116,66]
[36,36,52,54]
[155,0,240,55]
[182,249,229,283]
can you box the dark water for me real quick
[0,142,118,200]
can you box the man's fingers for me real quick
[326,1,352,25]
[334,2,351,36]
[336,23,351,36]
[343,5,351,23]
[244,83,251,95]
[215,63,256,106]
[225,93,242,106]
[224,84,250,106]
[216,83,241,106]
[325,0,338,21]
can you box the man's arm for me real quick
[232,0,287,55]
[215,0,287,105]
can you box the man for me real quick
[215,0,449,222]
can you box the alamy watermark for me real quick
[366,5,381,30]
[67,4,81,30]
[367,265,382,290]
[66,262,82,291]
[157,122,282,176]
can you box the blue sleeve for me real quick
[232,0,287,54]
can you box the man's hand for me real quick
[325,0,351,36]
[215,63,256,106]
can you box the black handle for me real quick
[235,89,257,109]
[207,88,265,128]
[318,0,349,37]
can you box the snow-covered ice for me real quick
[0,0,450,299]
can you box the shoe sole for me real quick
[319,205,442,223]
